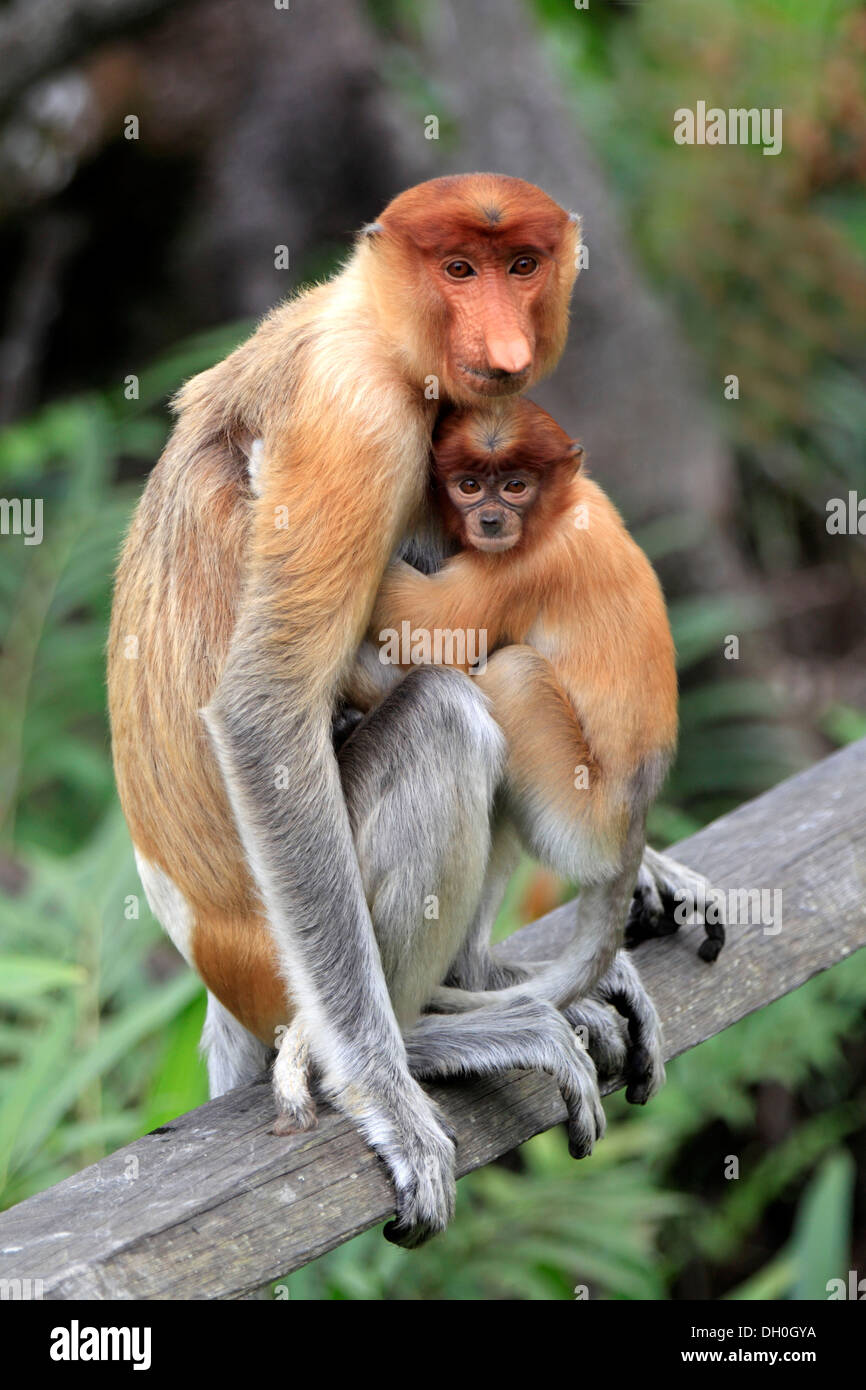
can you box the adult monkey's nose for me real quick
[480,283,533,374]
[483,329,532,375]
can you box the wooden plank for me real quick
[1,739,865,1300]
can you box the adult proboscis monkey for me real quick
[108,174,708,1246]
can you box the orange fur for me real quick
[192,908,288,1045]
[370,174,579,404]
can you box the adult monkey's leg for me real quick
[338,669,504,1034]
[202,992,274,1098]
[269,663,500,1239]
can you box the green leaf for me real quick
[0,955,86,1001]
[790,1150,854,1301]
[725,1253,798,1301]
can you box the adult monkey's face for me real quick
[364,174,581,406]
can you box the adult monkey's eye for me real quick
[445,260,476,279]
[503,479,527,495]
[458,478,481,495]
[510,256,538,277]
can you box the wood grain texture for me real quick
[2,739,865,1299]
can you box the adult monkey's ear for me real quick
[568,210,584,274]
[569,441,585,471]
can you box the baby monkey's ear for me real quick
[569,441,585,471]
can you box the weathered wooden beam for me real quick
[1,739,864,1299]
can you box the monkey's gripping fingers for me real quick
[376,1086,457,1249]
[271,1021,318,1135]
[562,998,630,1086]
[549,1009,607,1159]
[629,847,725,963]
[592,953,665,1106]
[486,997,606,1160]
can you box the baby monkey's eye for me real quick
[502,479,527,495]
[509,256,538,277]
[445,260,476,279]
[458,478,482,495]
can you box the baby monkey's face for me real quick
[443,470,540,553]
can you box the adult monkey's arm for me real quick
[201,317,457,1241]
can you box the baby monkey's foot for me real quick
[271,1021,318,1135]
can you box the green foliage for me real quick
[789,1149,854,1299]
[0,810,206,1206]
[534,0,866,565]
[724,1147,856,1300]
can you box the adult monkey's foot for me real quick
[590,953,666,1104]
[564,953,665,1104]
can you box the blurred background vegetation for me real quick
[0,0,864,1300]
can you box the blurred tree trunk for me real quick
[0,0,176,115]
[179,0,424,318]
